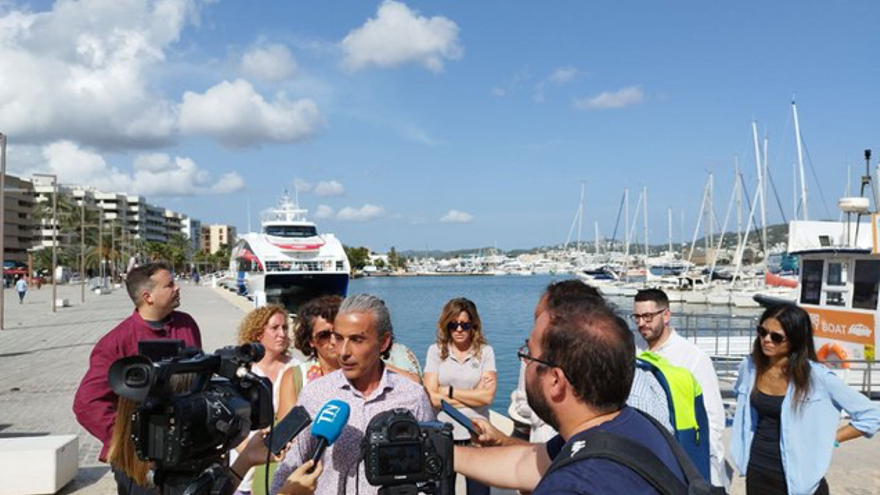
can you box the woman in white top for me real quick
[233,304,298,495]
[424,297,496,495]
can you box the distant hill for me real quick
[397,223,791,260]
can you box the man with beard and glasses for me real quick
[453,291,684,494]
[73,262,201,495]
[633,288,726,487]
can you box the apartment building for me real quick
[201,224,236,254]
[1,174,35,265]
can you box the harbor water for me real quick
[350,274,765,415]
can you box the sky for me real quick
[1,0,879,252]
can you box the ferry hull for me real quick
[264,273,349,312]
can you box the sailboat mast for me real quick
[577,181,584,254]
[594,221,600,255]
[735,156,742,249]
[624,188,630,260]
[642,186,649,260]
[752,122,765,255]
[667,207,673,254]
[792,99,809,220]
[762,134,769,253]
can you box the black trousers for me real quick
[746,467,829,495]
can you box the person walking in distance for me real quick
[15,276,27,304]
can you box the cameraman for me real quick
[271,294,434,495]
[454,298,685,494]
[73,263,202,491]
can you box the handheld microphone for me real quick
[308,400,351,470]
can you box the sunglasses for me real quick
[757,325,787,345]
[312,330,336,343]
[447,321,473,332]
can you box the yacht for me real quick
[229,193,350,312]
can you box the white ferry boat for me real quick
[229,193,350,311]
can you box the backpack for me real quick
[544,408,726,495]
[637,351,712,481]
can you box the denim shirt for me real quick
[729,357,880,495]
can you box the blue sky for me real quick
[2,1,878,251]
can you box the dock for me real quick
[0,283,877,494]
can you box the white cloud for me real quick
[340,0,462,73]
[178,79,323,147]
[337,204,386,221]
[440,209,473,223]
[241,44,297,82]
[293,178,314,194]
[574,85,644,110]
[0,0,199,148]
[534,66,578,103]
[549,66,578,84]
[314,204,335,220]
[33,141,242,196]
[314,180,345,197]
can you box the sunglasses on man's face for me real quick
[447,321,473,332]
[756,325,787,345]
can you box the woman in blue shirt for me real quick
[730,304,880,495]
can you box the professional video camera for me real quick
[109,341,274,495]
[363,409,455,495]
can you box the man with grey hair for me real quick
[271,294,434,495]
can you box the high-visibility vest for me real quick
[637,351,712,481]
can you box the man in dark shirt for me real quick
[73,262,202,463]
[454,293,684,494]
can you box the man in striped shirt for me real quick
[271,294,434,495]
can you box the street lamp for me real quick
[33,173,58,313]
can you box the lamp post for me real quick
[80,193,85,303]
[0,133,6,329]
[33,173,57,313]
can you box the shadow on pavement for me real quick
[58,466,112,495]
[0,342,97,358]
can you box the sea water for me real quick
[350,274,762,415]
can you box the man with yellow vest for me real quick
[633,289,727,488]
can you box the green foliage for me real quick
[344,245,370,271]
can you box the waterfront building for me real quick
[1,174,35,265]
[201,224,236,254]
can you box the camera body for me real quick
[363,409,454,495]
[109,342,273,484]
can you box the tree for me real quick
[387,246,407,271]
[343,245,371,271]
[374,258,386,270]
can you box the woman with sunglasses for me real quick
[729,303,880,495]
[424,298,496,495]
[278,295,343,421]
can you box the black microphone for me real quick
[307,400,351,470]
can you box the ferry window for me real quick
[826,262,847,286]
[800,260,823,305]
[266,225,318,238]
[852,260,880,310]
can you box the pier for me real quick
[0,283,877,494]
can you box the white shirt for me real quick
[647,328,728,487]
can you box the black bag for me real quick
[544,410,726,495]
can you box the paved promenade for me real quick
[0,282,878,494]
[0,282,248,494]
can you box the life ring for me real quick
[817,343,851,369]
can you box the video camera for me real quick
[109,341,274,495]
[363,409,455,495]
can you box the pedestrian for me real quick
[633,288,727,486]
[424,297,496,495]
[15,276,27,304]
[729,303,880,495]
[73,262,201,493]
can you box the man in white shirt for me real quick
[632,288,727,487]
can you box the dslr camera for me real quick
[109,341,273,495]
[363,409,455,495]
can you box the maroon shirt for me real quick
[72,310,202,461]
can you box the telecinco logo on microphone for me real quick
[316,404,341,424]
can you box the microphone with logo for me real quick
[307,400,351,472]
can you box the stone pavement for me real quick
[0,281,248,494]
[1,282,878,494]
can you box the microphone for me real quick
[308,400,351,470]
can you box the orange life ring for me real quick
[817,343,851,369]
